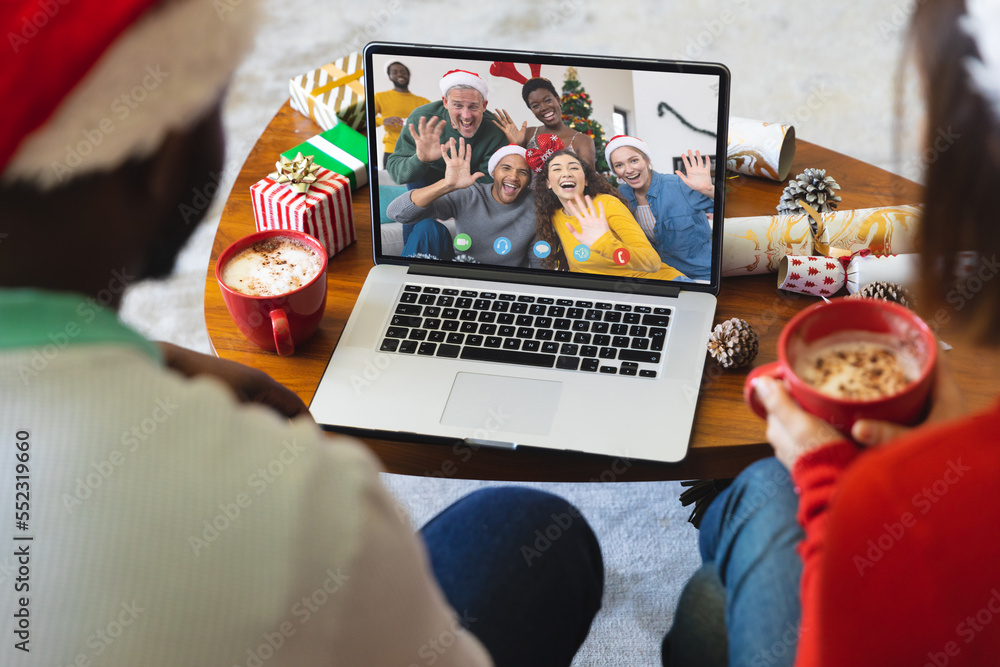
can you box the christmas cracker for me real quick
[776,253,920,297]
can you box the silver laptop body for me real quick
[310,43,730,464]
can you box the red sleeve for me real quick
[790,410,1000,666]
[790,441,859,667]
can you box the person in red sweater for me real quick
[663,0,1000,664]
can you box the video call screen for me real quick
[364,43,729,291]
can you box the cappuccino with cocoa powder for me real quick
[221,236,323,297]
[794,333,921,401]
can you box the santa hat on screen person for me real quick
[0,0,258,190]
[438,69,489,100]
[487,144,528,177]
[604,135,652,167]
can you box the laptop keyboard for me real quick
[378,284,670,377]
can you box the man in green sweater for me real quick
[386,68,507,188]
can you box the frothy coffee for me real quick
[794,333,921,401]
[222,236,323,297]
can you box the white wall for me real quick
[371,54,641,168]
[630,70,720,171]
[370,53,722,174]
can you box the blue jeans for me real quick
[421,487,604,666]
[663,458,804,667]
[402,218,455,260]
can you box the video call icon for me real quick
[494,237,511,256]
[573,244,591,262]
[533,241,551,259]
[454,233,472,252]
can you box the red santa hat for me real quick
[0,0,258,190]
[604,135,651,168]
[487,144,528,177]
[438,69,489,101]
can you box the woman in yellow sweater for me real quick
[534,148,687,280]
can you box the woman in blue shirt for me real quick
[606,135,715,282]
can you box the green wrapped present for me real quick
[281,123,368,190]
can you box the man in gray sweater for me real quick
[387,140,537,266]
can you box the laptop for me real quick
[310,42,729,464]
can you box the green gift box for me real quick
[281,124,368,191]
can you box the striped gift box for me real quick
[249,167,355,259]
[289,53,365,131]
[281,124,368,191]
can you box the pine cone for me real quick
[707,318,759,369]
[855,281,914,309]
[777,168,842,215]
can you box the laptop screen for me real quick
[364,43,729,294]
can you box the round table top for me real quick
[205,102,999,482]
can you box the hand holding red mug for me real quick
[755,357,968,469]
[744,298,941,464]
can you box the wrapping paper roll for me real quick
[726,117,796,181]
[722,213,814,276]
[777,255,844,296]
[812,204,922,257]
[845,253,920,293]
[724,205,923,276]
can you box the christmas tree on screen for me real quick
[561,67,612,176]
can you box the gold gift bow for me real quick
[797,199,854,259]
[269,152,321,195]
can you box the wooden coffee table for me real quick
[205,102,1000,482]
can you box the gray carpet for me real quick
[119,2,923,663]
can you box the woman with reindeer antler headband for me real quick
[490,62,597,170]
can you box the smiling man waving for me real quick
[386,69,507,188]
[387,141,537,265]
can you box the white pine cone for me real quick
[707,317,759,369]
[855,281,914,309]
[777,168,843,215]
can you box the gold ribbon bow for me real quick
[269,152,321,195]
[797,199,853,258]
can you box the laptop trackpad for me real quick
[441,373,563,437]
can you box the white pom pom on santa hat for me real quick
[604,135,651,168]
[487,144,528,177]
[1,0,258,190]
[439,69,489,101]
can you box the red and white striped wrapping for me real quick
[250,167,355,259]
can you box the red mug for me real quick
[215,230,327,356]
[744,298,937,435]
